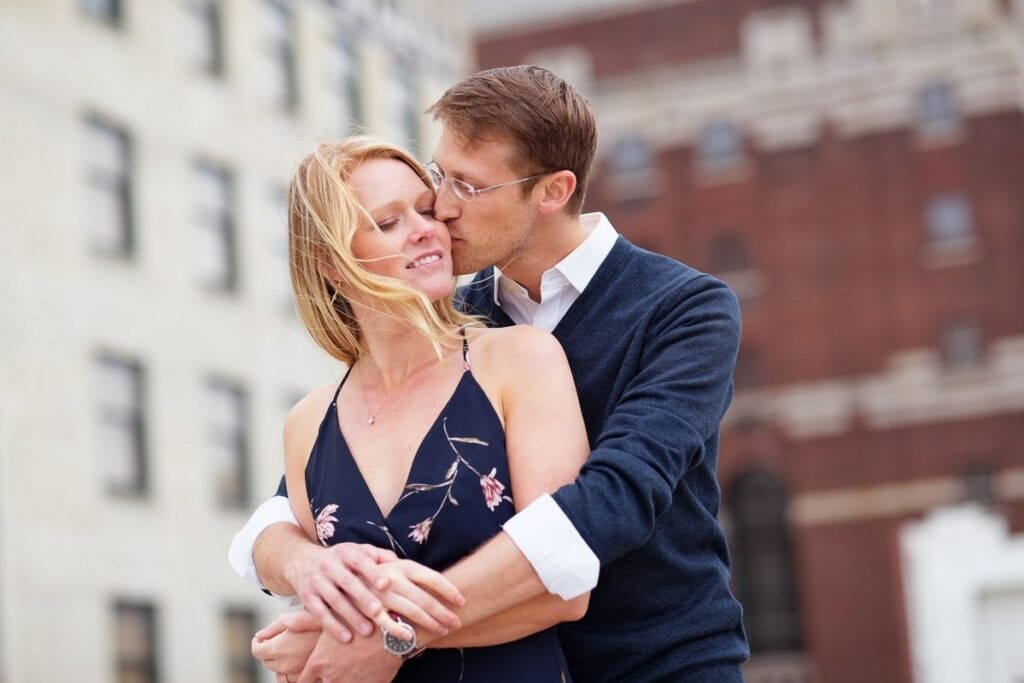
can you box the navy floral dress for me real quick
[304,335,572,682]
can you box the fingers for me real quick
[338,545,393,593]
[377,583,457,636]
[389,561,463,632]
[253,632,280,661]
[255,617,288,643]
[314,550,385,627]
[402,561,465,609]
[361,543,399,565]
[376,612,416,642]
[280,609,321,633]
[302,594,356,644]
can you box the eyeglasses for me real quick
[425,161,544,202]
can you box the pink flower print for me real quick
[408,518,433,544]
[314,504,340,545]
[480,468,506,511]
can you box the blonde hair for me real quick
[288,137,477,365]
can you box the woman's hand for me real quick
[366,559,467,638]
[252,610,321,677]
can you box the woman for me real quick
[260,137,590,681]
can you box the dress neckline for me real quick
[332,370,473,521]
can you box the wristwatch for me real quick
[381,615,417,657]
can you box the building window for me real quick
[81,0,123,26]
[183,0,225,76]
[113,600,159,683]
[606,136,659,202]
[261,0,298,112]
[209,379,250,509]
[223,608,259,683]
[194,161,238,291]
[729,471,802,654]
[941,317,983,369]
[84,115,134,258]
[925,193,975,251]
[697,120,744,172]
[916,81,959,136]
[331,39,362,133]
[96,354,147,497]
[709,233,763,302]
[961,464,995,505]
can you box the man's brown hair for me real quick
[427,65,597,215]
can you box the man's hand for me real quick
[296,630,402,683]
[252,611,321,678]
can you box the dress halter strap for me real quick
[461,327,472,371]
[331,364,354,406]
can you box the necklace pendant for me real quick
[368,416,375,425]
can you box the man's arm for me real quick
[425,276,740,633]
[227,493,298,593]
[551,276,740,563]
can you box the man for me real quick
[233,65,748,682]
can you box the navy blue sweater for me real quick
[459,237,749,681]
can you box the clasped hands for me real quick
[252,542,465,683]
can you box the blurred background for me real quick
[1,0,1022,681]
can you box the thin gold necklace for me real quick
[357,360,415,426]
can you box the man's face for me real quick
[432,127,538,276]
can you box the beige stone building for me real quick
[0,1,468,681]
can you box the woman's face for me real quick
[348,157,454,303]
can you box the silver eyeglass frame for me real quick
[425,161,545,202]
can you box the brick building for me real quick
[474,1,1024,681]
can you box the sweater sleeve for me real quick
[551,275,741,565]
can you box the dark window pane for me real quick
[82,0,123,26]
[941,317,983,368]
[223,608,259,683]
[84,116,134,257]
[729,471,802,653]
[925,193,974,249]
[113,601,158,683]
[96,354,147,496]
[209,379,250,509]
[698,120,743,168]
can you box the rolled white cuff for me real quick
[228,495,300,595]
[502,494,599,600]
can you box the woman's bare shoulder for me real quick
[283,380,340,453]
[468,325,565,365]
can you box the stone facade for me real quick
[0,1,469,681]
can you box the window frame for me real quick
[84,114,135,258]
[96,353,148,498]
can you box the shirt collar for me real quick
[492,212,619,305]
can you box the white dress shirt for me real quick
[229,213,618,599]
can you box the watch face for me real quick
[382,622,417,656]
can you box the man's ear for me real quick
[536,170,577,215]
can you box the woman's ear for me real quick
[536,170,577,215]
[316,256,343,284]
